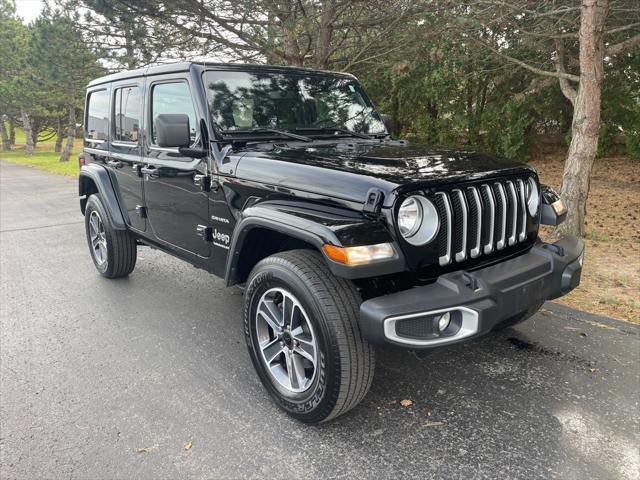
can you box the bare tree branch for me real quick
[479,40,580,82]
[606,32,640,56]
[555,38,577,106]
[605,21,640,35]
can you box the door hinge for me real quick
[363,188,384,215]
[194,174,211,192]
[135,205,147,218]
[196,224,213,242]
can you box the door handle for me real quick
[140,166,159,179]
[107,160,123,168]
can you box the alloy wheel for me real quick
[255,287,318,393]
[88,210,108,267]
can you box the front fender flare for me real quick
[79,164,127,230]
[224,202,406,285]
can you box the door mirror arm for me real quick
[178,147,208,158]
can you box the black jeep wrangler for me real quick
[79,62,583,423]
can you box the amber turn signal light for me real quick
[322,243,395,266]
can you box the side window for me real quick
[86,89,110,141]
[114,86,141,142]
[151,82,197,145]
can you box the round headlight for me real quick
[398,196,422,238]
[526,177,540,216]
[398,196,439,246]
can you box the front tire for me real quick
[84,194,137,278]
[244,250,375,423]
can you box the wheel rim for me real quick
[89,210,108,267]
[255,287,318,393]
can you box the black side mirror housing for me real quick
[156,114,191,148]
[540,185,567,226]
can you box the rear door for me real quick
[109,81,146,231]
[141,76,211,258]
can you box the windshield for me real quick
[204,70,386,137]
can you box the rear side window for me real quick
[86,89,110,141]
[114,86,141,142]
[151,82,197,145]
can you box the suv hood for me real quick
[234,142,535,206]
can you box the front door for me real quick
[108,82,146,232]
[142,77,211,258]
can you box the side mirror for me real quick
[156,114,191,148]
[540,185,567,225]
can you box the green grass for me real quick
[1,125,81,177]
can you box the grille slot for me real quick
[516,179,527,241]
[431,177,533,266]
[435,192,452,266]
[451,189,467,262]
[480,184,495,254]
[494,183,507,250]
[467,187,482,258]
[506,181,518,246]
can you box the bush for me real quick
[626,130,640,159]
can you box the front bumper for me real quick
[359,236,584,349]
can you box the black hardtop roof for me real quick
[87,61,356,88]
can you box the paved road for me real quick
[1,161,638,480]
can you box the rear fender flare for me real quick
[79,164,126,230]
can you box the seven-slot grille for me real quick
[433,177,532,266]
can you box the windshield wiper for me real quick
[293,127,374,140]
[221,128,312,142]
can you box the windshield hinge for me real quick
[194,174,211,192]
[363,188,384,215]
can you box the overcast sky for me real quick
[15,0,45,23]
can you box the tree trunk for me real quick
[21,109,35,156]
[59,107,76,163]
[315,1,336,69]
[55,117,64,152]
[124,25,137,69]
[283,33,304,66]
[391,88,401,136]
[8,116,15,145]
[557,0,608,237]
[30,119,39,151]
[0,110,10,151]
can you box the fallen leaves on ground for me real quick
[184,441,193,450]
[423,421,444,428]
[136,448,150,454]
[400,399,413,408]
[532,155,640,323]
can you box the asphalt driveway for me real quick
[1,161,638,479]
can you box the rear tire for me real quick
[84,194,137,278]
[244,249,375,423]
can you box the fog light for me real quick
[438,312,451,332]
